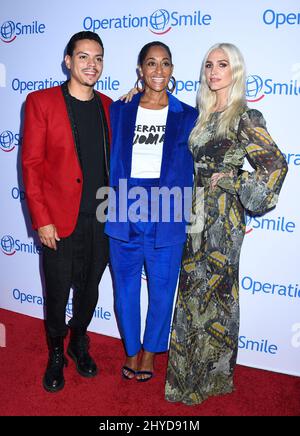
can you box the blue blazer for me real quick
[105,92,198,247]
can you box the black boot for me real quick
[67,332,98,378]
[43,336,68,393]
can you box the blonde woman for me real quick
[165,43,288,405]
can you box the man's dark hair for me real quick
[66,31,104,56]
[138,41,172,66]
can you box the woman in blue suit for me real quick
[105,42,197,381]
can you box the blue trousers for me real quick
[109,179,184,356]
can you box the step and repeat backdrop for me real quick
[0,0,299,376]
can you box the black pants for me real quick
[43,213,109,337]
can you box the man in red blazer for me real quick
[22,31,112,393]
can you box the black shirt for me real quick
[70,95,105,214]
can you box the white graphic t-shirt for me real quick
[130,105,168,178]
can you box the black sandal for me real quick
[136,370,153,382]
[121,366,137,380]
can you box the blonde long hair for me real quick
[190,43,247,143]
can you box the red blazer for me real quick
[22,84,112,237]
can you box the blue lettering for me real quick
[11,78,65,94]
[264,78,273,94]
[14,239,21,251]
[131,17,140,28]
[252,280,262,294]
[171,11,179,26]
[12,21,45,36]
[83,10,211,32]
[83,16,93,30]
[11,187,25,200]
[12,78,20,91]
[261,217,276,231]
[95,77,120,91]
[38,23,45,33]
[185,80,194,92]
[20,292,27,303]
[13,288,20,300]
[12,288,45,305]
[174,80,199,95]
[278,285,287,296]
[27,81,33,91]
[286,222,296,232]
[20,242,31,253]
[111,80,120,91]
[273,81,288,95]
[11,187,19,199]
[33,295,44,305]
[248,215,296,232]
[15,22,22,35]
[287,13,297,25]
[27,294,33,303]
[14,133,20,146]
[175,80,184,93]
[93,306,111,320]
[239,335,278,354]
[104,311,111,320]
[7,237,41,254]
[242,276,300,299]
[275,13,287,28]
[202,14,212,25]
[283,153,300,166]
[269,344,278,354]
[262,282,272,293]
[252,217,261,229]
[263,9,275,25]
[241,276,252,291]
[263,9,300,28]
[101,18,109,29]
[179,13,193,26]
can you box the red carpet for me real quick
[0,308,299,416]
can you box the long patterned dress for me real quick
[165,109,288,405]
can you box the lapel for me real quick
[119,92,183,180]
[160,93,183,182]
[61,81,83,167]
[119,93,140,178]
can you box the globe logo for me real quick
[246,75,265,102]
[0,130,15,152]
[1,235,16,255]
[149,9,171,34]
[0,21,16,43]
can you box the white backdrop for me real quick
[0,0,299,376]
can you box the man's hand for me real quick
[119,87,138,103]
[38,224,60,250]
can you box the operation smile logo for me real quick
[65,296,111,321]
[245,214,296,234]
[149,9,171,35]
[0,19,45,43]
[83,8,212,35]
[1,234,42,256]
[246,74,300,102]
[0,130,20,152]
[1,235,15,255]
